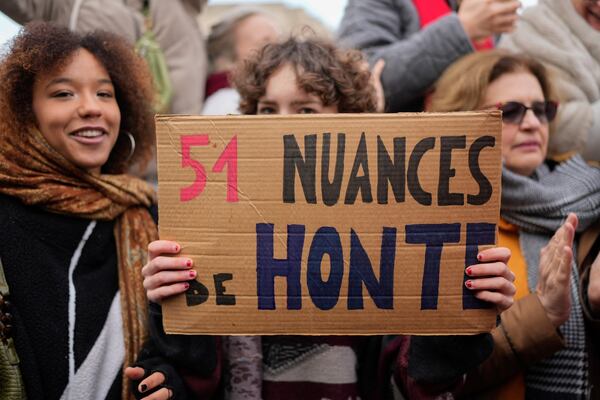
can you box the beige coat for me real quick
[499,0,600,161]
[1,0,207,115]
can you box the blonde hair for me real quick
[430,50,555,112]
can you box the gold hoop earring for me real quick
[122,131,136,162]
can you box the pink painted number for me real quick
[180,134,238,202]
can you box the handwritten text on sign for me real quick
[156,112,502,335]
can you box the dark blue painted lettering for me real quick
[406,224,461,310]
[307,227,343,310]
[347,227,396,310]
[463,223,496,309]
[256,223,305,310]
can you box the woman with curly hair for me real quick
[0,22,163,400]
[130,37,516,400]
[234,37,378,115]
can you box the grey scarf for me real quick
[501,155,600,399]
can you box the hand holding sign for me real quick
[464,247,515,312]
[143,240,195,303]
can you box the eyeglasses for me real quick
[493,101,558,125]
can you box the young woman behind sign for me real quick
[128,38,517,400]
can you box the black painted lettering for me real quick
[283,134,317,204]
[214,273,236,306]
[377,136,406,204]
[345,132,373,204]
[438,136,466,206]
[321,133,346,206]
[407,137,435,206]
[467,136,495,206]
[185,279,210,307]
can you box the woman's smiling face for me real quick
[32,49,121,174]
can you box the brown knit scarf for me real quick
[0,128,157,400]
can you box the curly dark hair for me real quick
[0,22,155,174]
[233,37,377,114]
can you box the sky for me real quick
[0,0,539,49]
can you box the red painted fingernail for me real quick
[184,282,190,289]
[477,253,483,261]
[466,267,472,276]
[465,280,473,288]
[140,384,147,393]
[186,259,192,267]
[189,270,196,278]
[174,244,180,252]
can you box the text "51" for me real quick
[180,135,238,202]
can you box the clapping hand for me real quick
[537,213,577,327]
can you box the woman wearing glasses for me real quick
[499,0,600,162]
[430,50,600,399]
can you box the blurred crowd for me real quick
[0,0,599,399]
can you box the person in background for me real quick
[0,0,208,116]
[0,22,173,400]
[500,0,600,162]
[430,50,600,399]
[126,37,516,400]
[337,0,520,112]
[202,6,281,115]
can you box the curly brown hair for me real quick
[0,22,155,174]
[233,37,377,114]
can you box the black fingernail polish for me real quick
[140,384,147,393]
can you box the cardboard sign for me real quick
[156,112,502,335]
